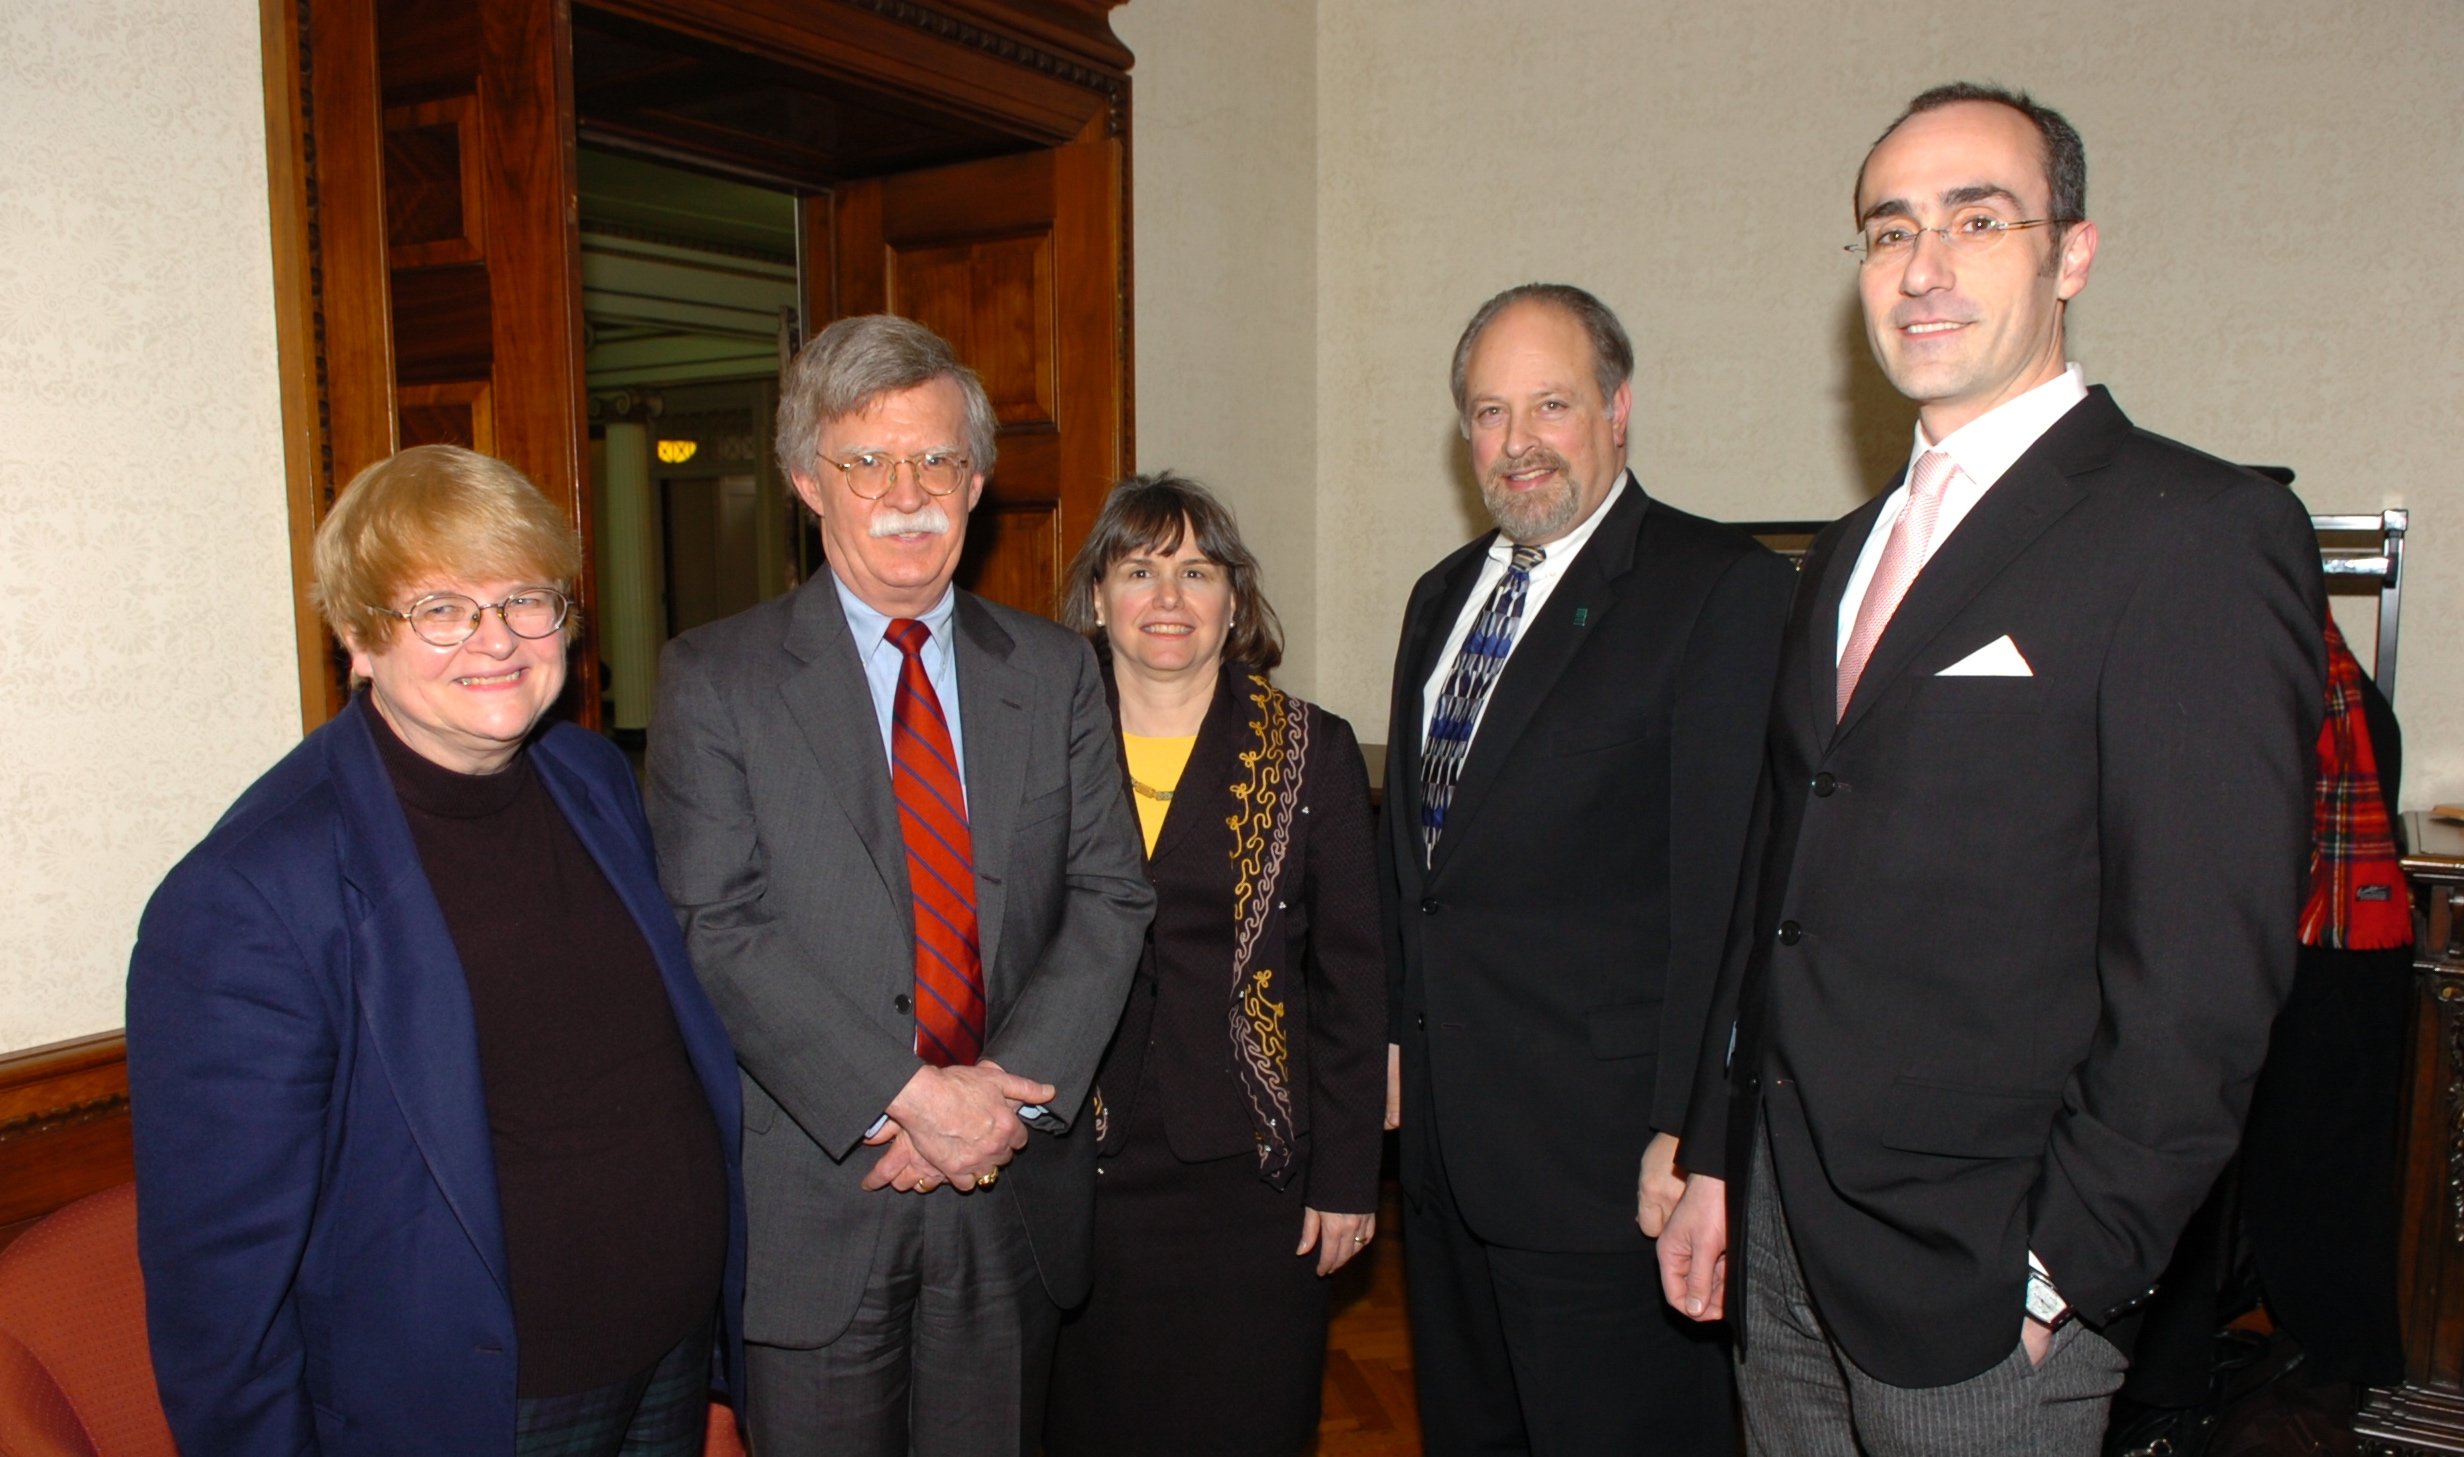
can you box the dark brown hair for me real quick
[1857,82,2087,244]
[1057,472,1284,674]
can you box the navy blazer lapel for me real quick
[324,701,509,1295]
[1430,483,1646,876]
[1833,409,2100,742]
[779,576,909,914]
[952,593,1027,995]
[530,729,740,1122]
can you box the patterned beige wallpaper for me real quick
[0,0,298,1051]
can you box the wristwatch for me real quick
[2026,1254,2075,1331]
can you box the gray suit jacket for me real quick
[647,573,1152,1347]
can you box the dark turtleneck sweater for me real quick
[369,703,726,1397]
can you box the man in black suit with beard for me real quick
[1381,283,1793,1455]
[1657,85,2325,1456]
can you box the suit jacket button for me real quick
[1414,1013,1427,1030]
[1812,771,1837,797]
[894,993,913,1014]
[1420,898,1440,915]
[1777,920,1803,946]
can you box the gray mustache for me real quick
[869,504,952,537]
[1485,451,1569,486]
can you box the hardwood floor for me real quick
[1312,1182,1422,1456]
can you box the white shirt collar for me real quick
[1907,363,2089,493]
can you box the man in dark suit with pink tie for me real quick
[1657,85,2327,1455]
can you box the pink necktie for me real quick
[1837,449,1958,719]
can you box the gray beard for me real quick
[1481,475,1584,544]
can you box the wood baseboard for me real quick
[0,1030,132,1246]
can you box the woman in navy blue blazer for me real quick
[127,446,745,1457]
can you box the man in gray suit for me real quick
[648,313,1152,1454]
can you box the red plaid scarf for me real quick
[2298,618,2411,950]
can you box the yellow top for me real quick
[1122,733,1198,853]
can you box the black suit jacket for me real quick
[1683,388,2327,1386]
[1384,480,1794,1251]
[1093,664,1388,1215]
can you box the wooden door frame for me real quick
[259,0,1135,733]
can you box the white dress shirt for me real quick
[1418,471,1636,750]
[1834,365,2090,661]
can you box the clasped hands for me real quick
[862,1059,1053,1195]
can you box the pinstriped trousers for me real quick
[1735,1127,2127,1456]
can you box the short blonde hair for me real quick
[310,445,583,652]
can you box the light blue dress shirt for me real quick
[830,569,967,795]
[830,570,1044,1129]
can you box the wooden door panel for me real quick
[894,235,1056,427]
[471,0,589,523]
[382,96,484,265]
[388,264,492,382]
[964,502,1062,619]
[288,0,597,724]
[397,382,496,453]
[829,135,1123,619]
[875,148,1059,236]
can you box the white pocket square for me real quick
[1936,635,2033,677]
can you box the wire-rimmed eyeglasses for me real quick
[819,451,973,501]
[376,588,571,647]
[1845,212,2075,264]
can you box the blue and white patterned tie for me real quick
[1420,543,1545,863]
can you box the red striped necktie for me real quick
[886,618,984,1066]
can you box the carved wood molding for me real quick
[0,1031,133,1241]
[0,1091,128,1145]
[594,0,1131,148]
[290,0,337,511]
[840,0,1128,128]
[0,1033,131,1127]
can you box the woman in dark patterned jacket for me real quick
[1043,473,1388,1455]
